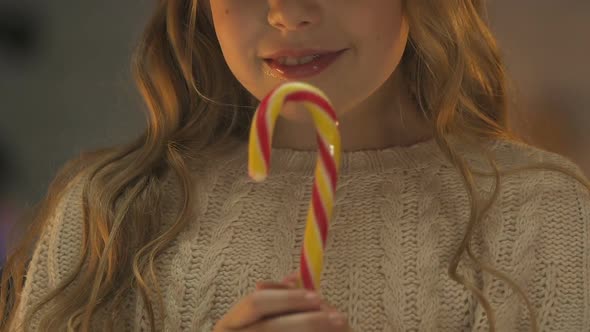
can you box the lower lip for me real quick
[264,49,347,79]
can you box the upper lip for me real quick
[262,48,347,60]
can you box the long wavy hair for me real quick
[2,0,589,331]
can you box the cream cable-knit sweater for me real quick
[12,138,590,331]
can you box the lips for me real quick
[263,49,346,61]
[262,49,348,79]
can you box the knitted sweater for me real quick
[12,138,590,331]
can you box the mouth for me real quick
[263,49,348,80]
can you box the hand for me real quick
[254,271,353,332]
[213,276,348,332]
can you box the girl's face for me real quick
[206,0,410,122]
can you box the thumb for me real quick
[255,280,294,290]
[281,270,300,285]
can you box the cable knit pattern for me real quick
[11,137,590,331]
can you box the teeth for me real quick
[298,55,318,64]
[282,57,300,66]
[277,55,320,66]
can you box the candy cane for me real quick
[248,82,342,291]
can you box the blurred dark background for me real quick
[1,1,589,259]
[0,1,149,259]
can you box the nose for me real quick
[267,0,320,32]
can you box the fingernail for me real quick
[305,291,320,302]
[329,311,345,326]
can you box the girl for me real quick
[2,0,589,331]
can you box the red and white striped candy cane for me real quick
[249,81,342,291]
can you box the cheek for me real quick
[346,1,406,53]
[212,4,259,67]
[362,5,408,68]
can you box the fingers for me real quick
[218,288,322,329]
[257,272,340,309]
[255,280,296,290]
[256,271,300,289]
[281,271,300,284]
[241,310,348,332]
[256,271,299,290]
